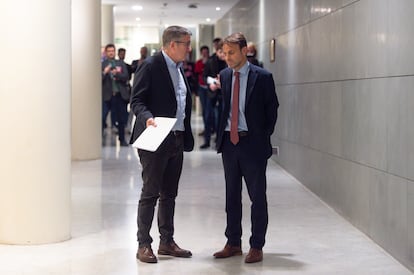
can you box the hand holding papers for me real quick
[132,117,177,152]
[207,75,221,91]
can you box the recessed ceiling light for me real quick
[206,18,211,22]
[216,7,221,11]
[132,5,143,11]
[135,17,141,21]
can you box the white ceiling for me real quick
[102,0,240,28]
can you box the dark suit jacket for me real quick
[203,53,227,98]
[129,52,194,152]
[216,64,279,159]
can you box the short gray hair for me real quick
[162,26,192,47]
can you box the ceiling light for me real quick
[135,17,141,21]
[216,7,221,11]
[206,18,211,22]
[132,5,143,11]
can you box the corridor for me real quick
[0,117,411,275]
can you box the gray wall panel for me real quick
[217,0,414,271]
[369,175,408,266]
[408,182,414,270]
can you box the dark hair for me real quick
[105,43,115,51]
[223,33,247,50]
[217,40,224,50]
[213,37,222,44]
[118,48,126,54]
[200,45,209,52]
[162,26,192,47]
[212,38,222,51]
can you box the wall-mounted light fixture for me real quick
[269,38,276,62]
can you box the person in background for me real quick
[246,42,263,68]
[194,45,210,138]
[130,26,194,264]
[201,38,227,149]
[128,46,149,133]
[101,46,106,62]
[101,43,129,146]
[213,33,279,263]
[131,46,149,74]
[183,50,197,95]
[117,48,132,132]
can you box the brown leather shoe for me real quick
[136,246,157,263]
[245,248,263,263]
[158,241,192,258]
[213,244,243,258]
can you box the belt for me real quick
[238,131,248,137]
[225,131,248,137]
[171,130,184,136]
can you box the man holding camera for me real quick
[102,43,129,146]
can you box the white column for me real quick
[0,1,71,244]
[101,4,114,46]
[71,0,101,160]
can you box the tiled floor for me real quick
[0,116,412,274]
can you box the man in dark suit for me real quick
[213,33,279,264]
[130,26,194,264]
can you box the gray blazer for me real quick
[101,59,129,102]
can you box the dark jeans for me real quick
[198,86,209,129]
[204,94,222,145]
[102,93,127,142]
[102,100,111,131]
[137,132,184,247]
[221,132,268,249]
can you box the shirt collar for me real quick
[232,61,249,76]
[162,50,183,69]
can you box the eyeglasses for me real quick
[174,41,192,48]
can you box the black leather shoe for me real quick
[213,244,242,258]
[137,246,157,263]
[158,241,192,258]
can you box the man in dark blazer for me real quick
[130,26,194,264]
[201,38,227,149]
[213,33,279,264]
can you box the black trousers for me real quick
[137,132,184,248]
[221,132,268,249]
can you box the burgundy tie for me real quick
[230,72,240,145]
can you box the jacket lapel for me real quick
[157,53,176,97]
[224,69,233,118]
[246,67,258,108]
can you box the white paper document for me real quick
[132,117,177,152]
[207,76,217,85]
